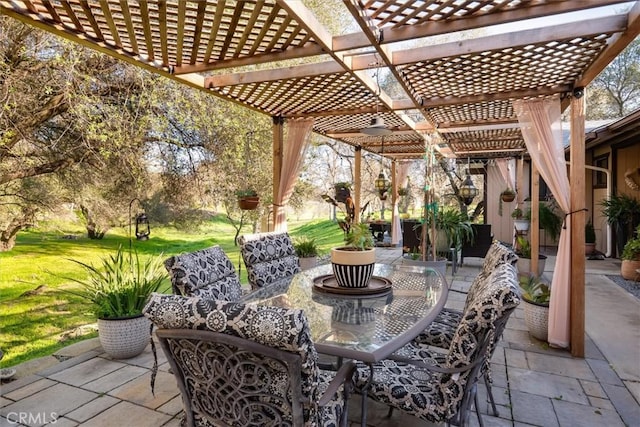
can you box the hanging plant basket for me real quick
[501,191,516,203]
[238,196,260,210]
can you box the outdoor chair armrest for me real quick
[317,360,356,407]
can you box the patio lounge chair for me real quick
[410,241,518,416]
[239,231,301,290]
[164,245,243,301]
[352,262,520,427]
[144,293,355,427]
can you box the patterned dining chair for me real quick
[144,293,355,427]
[352,262,520,427]
[410,241,518,416]
[164,245,243,301]
[238,231,301,290]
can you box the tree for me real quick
[589,37,640,119]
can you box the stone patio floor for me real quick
[1,247,638,426]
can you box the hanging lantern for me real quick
[459,171,478,206]
[135,213,150,240]
[375,171,390,200]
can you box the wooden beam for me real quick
[570,93,586,358]
[353,15,629,67]
[333,1,628,51]
[206,61,344,87]
[577,2,640,87]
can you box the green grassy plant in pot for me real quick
[515,235,547,278]
[519,275,551,341]
[331,222,375,288]
[621,224,640,281]
[60,246,166,359]
[293,236,319,271]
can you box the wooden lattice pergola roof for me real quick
[3,0,639,160]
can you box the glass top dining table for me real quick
[241,263,449,364]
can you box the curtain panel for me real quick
[274,118,314,232]
[513,96,570,348]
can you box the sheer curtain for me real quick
[495,158,515,190]
[392,161,412,245]
[274,118,314,232]
[513,96,570,348]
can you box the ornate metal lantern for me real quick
[135,213,150,240]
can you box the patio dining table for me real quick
[241,262,448,425]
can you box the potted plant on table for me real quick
[330,222,376,288]
[519,275,551,341]
[293,236,319,271]
[60,246,166,359]
[621,224,640,281]
[235,189,260,210]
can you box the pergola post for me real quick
[570,90,587,357]
[354,146,362,224]
[391,159,397,241]
[531,163,540,274]
[272,116,284,232]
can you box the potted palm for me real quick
[330,222,375,288]
[621,224,640,281]
[519,275,551,341]
[293,236,319,271]
[60,246,166,359]
[600,194,640,257]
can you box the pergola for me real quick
[3,0,640,356]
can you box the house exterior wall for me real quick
[587,133,640,256]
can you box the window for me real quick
[593,155,608,188]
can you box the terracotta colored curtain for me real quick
[513,96,570,348]
[495,158,515,190]
[274,118,314,232]
[392,161,412,245]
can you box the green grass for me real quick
[0,216,345,367]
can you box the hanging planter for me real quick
[501,189,516,203]
[236,189,259,210]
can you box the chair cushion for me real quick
[144,293,321,423]
[164,245,242,301]
[239,232,301,288]
[412,308,463,348]
[464,241,518,309]
[352,357,450,423]
[355,263,520,423]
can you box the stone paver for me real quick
[65,395,120,423]
[107,370,178,410]
[508,367,589,405]
[47,358,125,387]
[526,352,596,380]
[510,389,560,427]
[552,398,625,427]
[78,401,172,427]
[602,383,640,427]
[82,365,148,394]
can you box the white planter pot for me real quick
[514,220,530,232]
[517,255,547,278]
[98,315,151,359]
[523,299,549,341]
[330,247,376,288]
[299,256,318,271]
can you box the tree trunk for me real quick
[79,205,107,240]
[0,213,34,251]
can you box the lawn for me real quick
[0,215,345,367]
